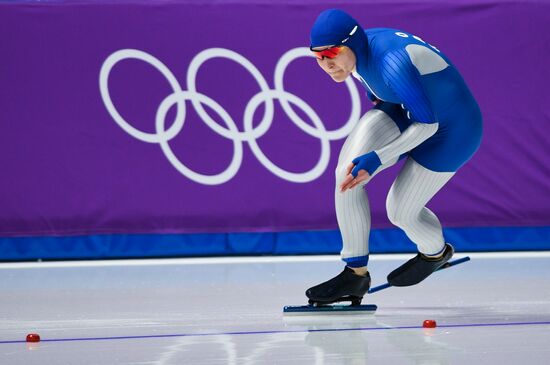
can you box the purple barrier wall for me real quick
[1,1,549,238]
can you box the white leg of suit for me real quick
[335,109,402,261]
[386,158,455,255]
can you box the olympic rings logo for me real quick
[99,48,361,185]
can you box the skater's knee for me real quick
[387,208,423,231]
[386,198,415,228]
[386,203,404,227]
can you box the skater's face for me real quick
[312,45,356,82]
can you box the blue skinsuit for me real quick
[310,10,482,173]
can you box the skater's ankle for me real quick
[422,250,445,260]
[423,252,443,259]
[349,266,369,277]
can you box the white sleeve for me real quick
[375,122,439,164]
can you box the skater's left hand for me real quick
[340,162,370,192]
[340,151,382,192]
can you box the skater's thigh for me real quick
[336,107,403,180]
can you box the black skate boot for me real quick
[387,243,454,287]
[306,267,371,306]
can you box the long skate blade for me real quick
[368,256,471,294]
[283,304,377,316]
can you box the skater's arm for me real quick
[339,122,437,192]
[375,121,438,164]
[348,122,437,176]
[340,48,446,191]
[341,48,441,190]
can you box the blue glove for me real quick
[351,151,382,177]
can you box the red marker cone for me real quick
[26,334,40,343]
[422,320,437,328]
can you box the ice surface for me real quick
[1,252,550,364]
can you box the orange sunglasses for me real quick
[311,46,344,60]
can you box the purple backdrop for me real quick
[1,1,549,237]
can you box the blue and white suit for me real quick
[310,9,482,267]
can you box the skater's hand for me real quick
[340,162,370,192]
[340,151,382,192]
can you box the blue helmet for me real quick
[310,9,368,60]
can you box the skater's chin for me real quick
[329,72,349,82]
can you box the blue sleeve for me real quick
[381,49,437,124]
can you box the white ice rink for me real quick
[2,252,550,364]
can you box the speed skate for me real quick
[283,302,377,315]
[285,265,376,315]
[284,257,471,315]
